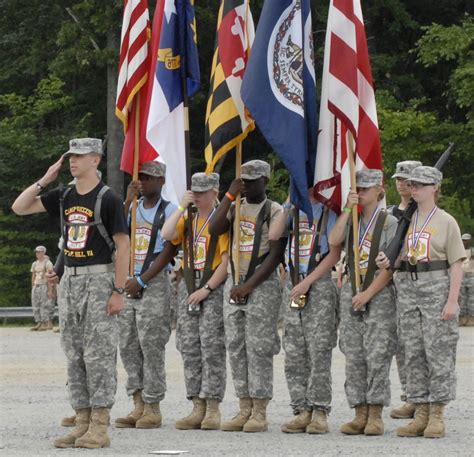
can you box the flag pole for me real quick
[182,70,195,293]
[348,132,361,292]
[293,205,300,284]
[129,93,140,276]
[234,143,242,284]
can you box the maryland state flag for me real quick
[204,0,255,173]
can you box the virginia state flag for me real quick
[146,0,200,203]
[241,0,317,219]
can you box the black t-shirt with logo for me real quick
[41,182,128,267]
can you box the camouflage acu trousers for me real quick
[31,284,54,322]
[460,273,474,317]
[395,275,459,404]
[339,282,397,408]
[223,272,281,399]
[283,275,338,414]
[58,271,118,410]
[119,270,171,403]
[394,321,408,401]
[176,279,226,401]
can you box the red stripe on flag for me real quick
[333,0,354,20]
[329,34,358,96]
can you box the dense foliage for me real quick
[0,0,472,306]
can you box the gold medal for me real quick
[408,254,418,266]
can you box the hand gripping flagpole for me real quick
[130,93,140,276]
[234,143,242,284]
[348,132,361,292]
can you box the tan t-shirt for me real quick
[31,259,53,285]
[344,211,398,276]
[228,198,282,276]
[400,208,466,265]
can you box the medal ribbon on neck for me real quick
[193,208,216,248]
[410,206,437,255]
[358,207,380,249]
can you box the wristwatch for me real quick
[204,284,214,292]
[113,286,125,294]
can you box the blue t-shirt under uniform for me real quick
[288,202,337,275]
[130,198,176,275]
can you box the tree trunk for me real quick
[106,27,124,197]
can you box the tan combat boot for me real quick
[75,408,111,448]
[390,402,416,419]
[30,322,41,331]
[281,410,312,433]
[396,403,429,437]
[467,316,474,327]
[175,397,206,430]
[201,399,221,430]
[60,414,77,427]
[53,408,91,448]
[364,404,384,435]
[45,320,53,330]
[135,402,162,428]
[53,327,60,333]
[340,403,368,435]
[243,398,269,433]
[459,316,468,326]
[221,398,253,431]
[424,402,445,438]
[37,322,48,332]
[115,391,145,428]
[306,409,329,434]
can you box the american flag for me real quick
[115,0,151,131]
[313,0,382,214]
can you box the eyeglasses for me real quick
[408,182,435,189]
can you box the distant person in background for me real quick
[459,233,473,326]
[30,245,54,331]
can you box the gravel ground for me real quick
[0,326,473,457]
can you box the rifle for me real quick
[386,142,455,269]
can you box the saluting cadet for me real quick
[269,191,340,434]
[209,160,286,433]
[115,161,176,430]
[12,138,129,449]
[329,169,398,436]
[388,160,421,420]
[30,245,55,331]
[377,166,465,439]
[162,172,229,431]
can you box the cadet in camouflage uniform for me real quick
[377,166,465,439]
[162,173,229,430]
[387,160,422,420]
[115,161,177,430]
[269,192,340,434]
[209,160,286,433]
[459,233,474,326]
[30,245,55,331]
[329,169,398,436]
[12,138,130,449]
